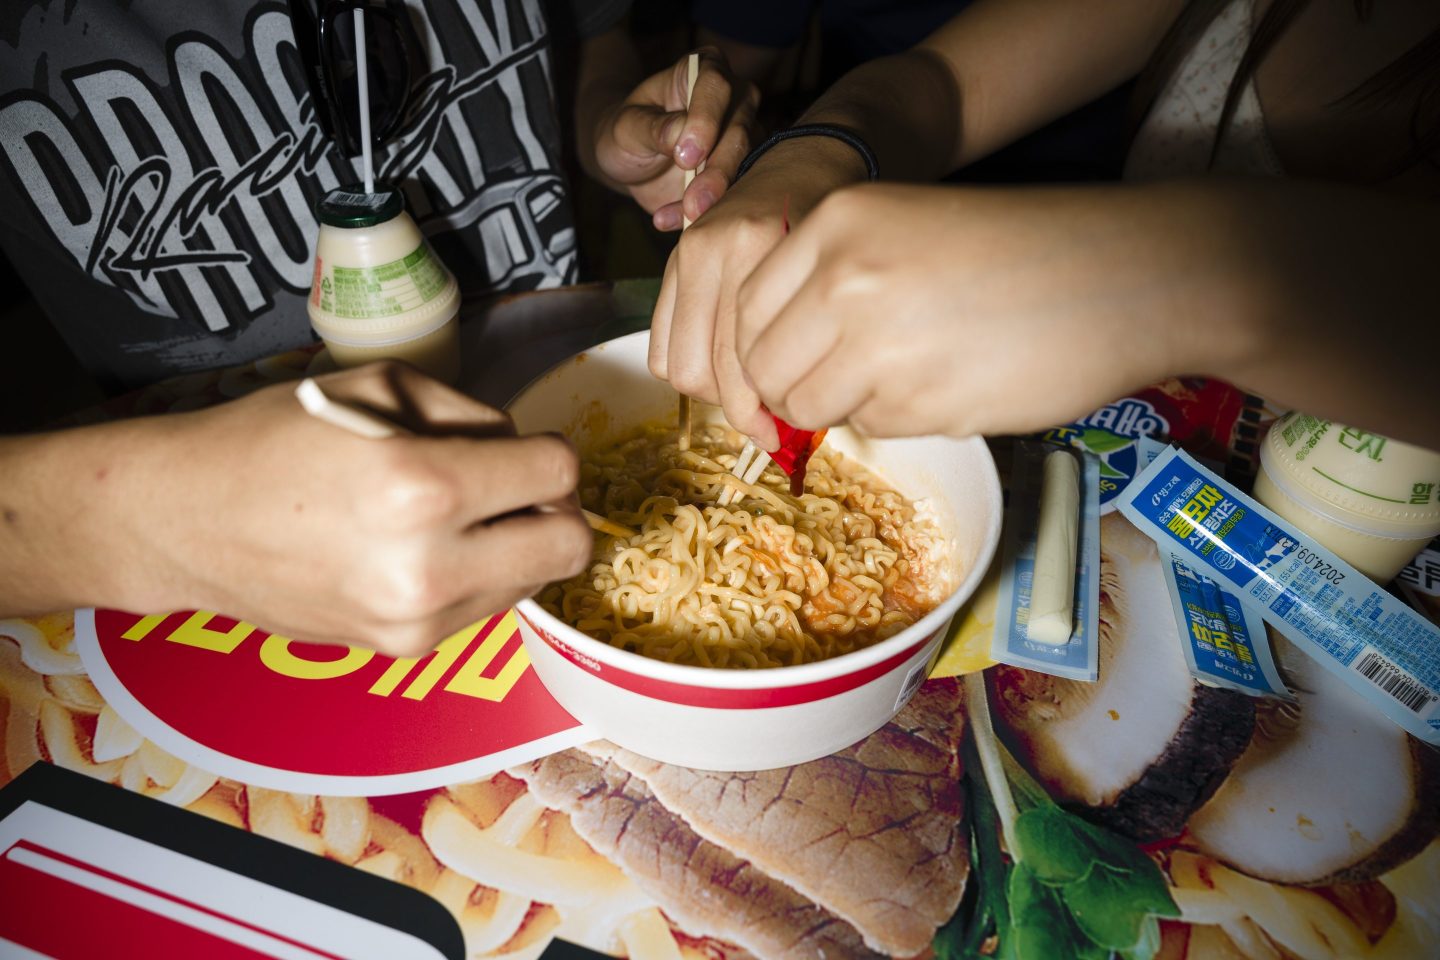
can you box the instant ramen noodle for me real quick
[539,425,946,669]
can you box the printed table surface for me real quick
[2,282,1436,960]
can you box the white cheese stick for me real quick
[1027,449,1081,645]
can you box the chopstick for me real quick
[675,53,705,452]
[294,379,636,539]
[579,510,638,541]
[680,52,704,229]
[718,439,774,506]
[677,395,692,452]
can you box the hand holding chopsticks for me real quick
[87,363,598,660]
[588,48,756,232]
[296,379,635,539]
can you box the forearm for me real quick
[1075,177,1438,449]
[1202,179,1439,450]
[0,420,172,617]
[756,0,1179,183]
[794,50,963,184]
[725,49,961,219]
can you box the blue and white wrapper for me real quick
[1161,554,1291,698]
[1120,446,1440,745]
[1130,439,1289,697]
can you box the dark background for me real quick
[1,0,1131,431]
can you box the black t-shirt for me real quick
[0,0,623,391]
[693,0,965,85]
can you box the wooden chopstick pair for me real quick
[295,378,636,539]
[718,439,772,505]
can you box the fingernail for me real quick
[691,188,716,216]
[676,138,702,168]
[654,207,681,231]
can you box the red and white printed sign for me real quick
[0,801,448,959]
[75,609,588,795]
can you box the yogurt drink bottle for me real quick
[308,184,461,384]
[1253,411,1440,582]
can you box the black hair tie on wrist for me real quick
[735,123,880,182]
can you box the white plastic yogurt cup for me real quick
[1254,411,1440,582]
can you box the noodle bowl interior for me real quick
[539,423,948,669]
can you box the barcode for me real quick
[895,661,928,711]
[1355,651,1436,713]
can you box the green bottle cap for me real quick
[316,182,405,228]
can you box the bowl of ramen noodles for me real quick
[509,331,1002,770]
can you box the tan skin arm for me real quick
[0,364,593,655]
[728,174,1439,453]
[651,0,1186,447]
[1211,179,1438,451]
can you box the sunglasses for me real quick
[288,0,415,156]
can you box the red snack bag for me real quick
[1045,378,1280,510]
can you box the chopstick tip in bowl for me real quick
[584,509,636,539]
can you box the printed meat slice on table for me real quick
[604,677,969,957]
[515,750,885,960]
[511,677,969,960]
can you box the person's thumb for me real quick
[612,105,685,161]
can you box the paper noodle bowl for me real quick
[509,331,1002,771]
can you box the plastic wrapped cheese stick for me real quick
[991,441,1099,681]
[1027,450,1081,644]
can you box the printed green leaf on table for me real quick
[1011,805,1179,956]
[1007,864,1107,960]
[1065,864,1177,951]
[1120,917,1164,960]
[935,738,1013,960]
[935,675,1181,960]
[1016,806,1163,885]
[1077,428,1133,455]
[1013,805,1113,884]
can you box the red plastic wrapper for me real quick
[768,415,828,497]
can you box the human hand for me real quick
[592,47,759,230]
[734,183,1215,439]
[116,362,591,658]
[649,135,874,450]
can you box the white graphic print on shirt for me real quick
[0,0,576,384]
